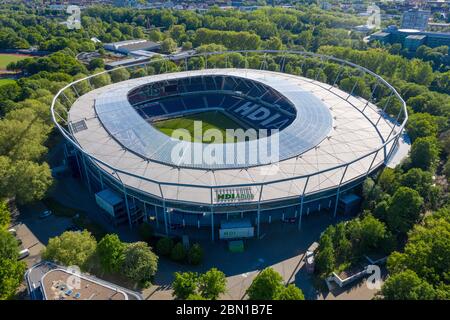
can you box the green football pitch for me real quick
[0,54,29,70]
[152,111,253,143]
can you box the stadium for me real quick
[52,50,408,240]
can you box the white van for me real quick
[18,249,30,260]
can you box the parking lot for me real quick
[15,202,73,247]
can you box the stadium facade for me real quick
[52,50,408,240]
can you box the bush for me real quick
[156,237,174,256]
[187,243,204,265]
[171,242,187,262]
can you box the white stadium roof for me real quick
[67,69,402,206]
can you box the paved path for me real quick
[34,141,381,300]
[142,213,346,300]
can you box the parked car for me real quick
[305,242,319,273]
[39,210,52,219]
[18,248,30,260]
[8,228,17,236]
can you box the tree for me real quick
[275,284,305,300]
[122,242,158,287]
[373,199,390,222]
[88,58,104,71]
[0,200,10,229]
[297,30,313,50]
[73,73,91,95]
[196,43,227,53]
[381,270,436,300]
[346,214,390,255]
[407,93,446,116]
[339,76,370,98]
[246,268,284,300]
[362,178,384,209]
[0,159,53,204]
[0,118,50,162]
[410,60,434,86]
[170,242,186,262]
[444,159,450,182]
[182,41,193,51]
[130,67,147,79]
[410,136,440,170]
[187,243,204,265]
[194,28,261,50]
[315,234,335,276]
[0,228,25,299]
[377,168,400,195]
[161,38,177,54]
[110,68,130,83]
[172,271,198,300]
[406,113,438,142]
[42,230,97,270]
[400,168,433,200]
[0,82,21,101]
[198,268,227,300]
[12,52,86,76]
[148,29,163,42]
[156,237,174,256]
[0,258,26,300]
[90,70,111,88]
[386,187,423,234]
[263,36,283,50]
[388,43,402,55]
[387,212,450,290]
[169,25,186,43]
[0,228,20,260]
[186,293,207,300]
[97,234,125,273]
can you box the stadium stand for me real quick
[128,75,297,130]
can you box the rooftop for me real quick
[104,39,161,53]
[26,262,142,300]
[42,269,128,300]
[406,35,427,40]
[66,69,402,205]
[96,188,123,206]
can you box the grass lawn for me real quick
[0,78,16,86]
[152,110,253,143]
[0,53,29,70]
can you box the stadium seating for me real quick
[138,102,166,118]
[127,75,297,129]
[159,97,186,114]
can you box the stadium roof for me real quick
[93,70,333,169]
[68,69,401,205]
